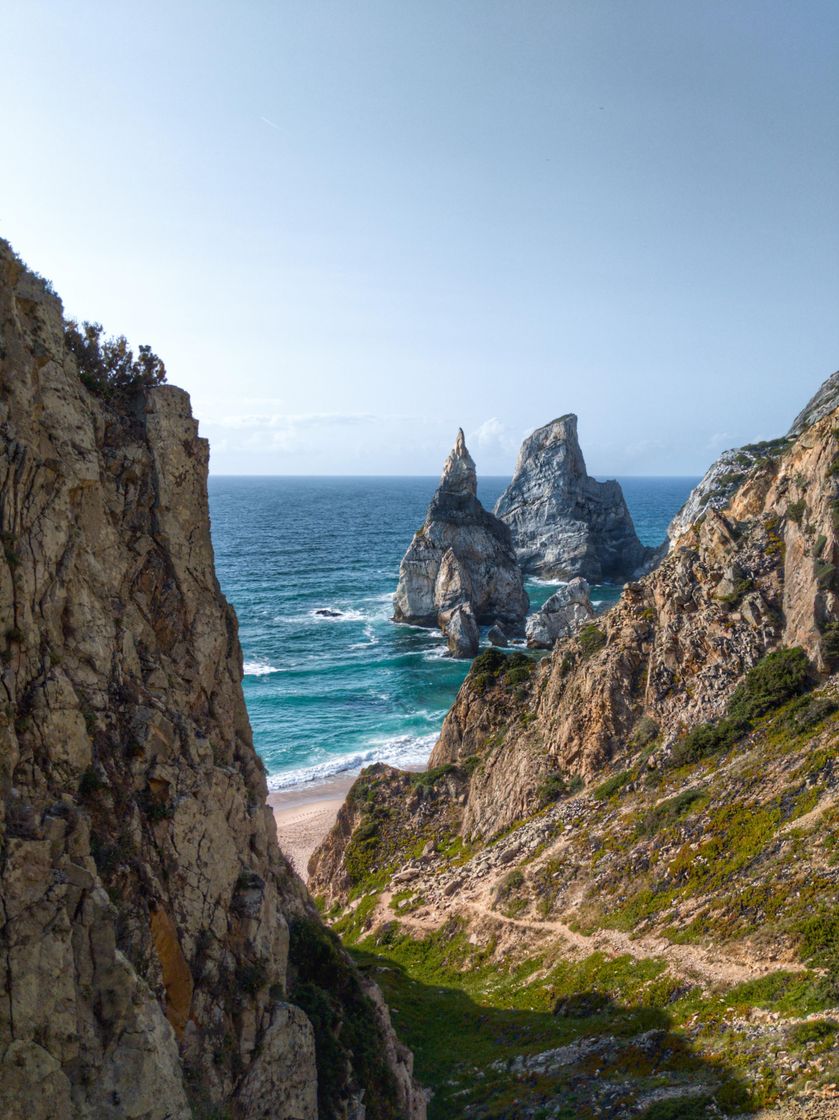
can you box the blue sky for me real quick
[2,1,837,475]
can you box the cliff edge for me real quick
[0,241,424,1120]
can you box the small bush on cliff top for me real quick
[469,648,536,693]
[65,319,167,398]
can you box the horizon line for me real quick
[207,471,704,480]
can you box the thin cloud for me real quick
[468,417,519,455]
[212,411,377,431]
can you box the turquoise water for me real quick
[208,476,697,789]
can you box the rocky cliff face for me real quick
[494,414,653,582]
[311,377,839,1117]
[667,370,839,545]
[317,368,838,861]
[393,430,528,657]
[429,396,837,838]
[0,241,424,1120]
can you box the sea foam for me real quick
[266,730,438,791]
[243,659,281,677]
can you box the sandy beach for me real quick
[270,763,427,880]
[269,774,356,879]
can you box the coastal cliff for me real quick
[312,376,839,1117]
[667,372,839,545]
[393,429,528,656]
[0,241,424,1120]
[494,414,653,581]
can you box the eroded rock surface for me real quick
[324,377,839,847]
[311,375,839,1117]
[0,240,424,1120]
[495,414,653,582]
[525,577,595,648]
[393,429,528,656]
[667,372,838,546]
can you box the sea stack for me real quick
[495,414,652,582]
[393,429,528,657]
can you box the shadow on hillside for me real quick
[352,948,751,1120]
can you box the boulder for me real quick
[525,578,595,648]
[487,624,510,647]
[441,603,480,658]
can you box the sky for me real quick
[1,1,837,476]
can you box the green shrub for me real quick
[822,622,839,668]
[593,769,631,800]
[138,790,174,822]
[235,959,268,995]
[636,788,706,837]
[786,498,806,525]
[790,1018,838,1047]
[78,768,104,797]
[578,624,607,659]
[288,916,401,1120]
[410,763,457,791]
[669,716,746,768]
[65,319,167,399]
[470,649,507,677]
[814,560,836,588]
[777,692,838,736]
[727,648,811,723]
[495,869,525,902]
[629,716,659,750]
[797,907,839,976]
[668,649,813,769]
[538,771,572,805]
[638,1096,715,1120]
[469,648,536,693]
[344,815,383,885]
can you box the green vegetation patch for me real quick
[538,771,583,806]
[287,915,402,1120]
[635,787,708,838]
[593,769,632,801]
[469,648,539,694]
[668,647,813,768]
[346,922,759,1120]
[65,319,167,399]
[578,623,607,659]
[727,647,812,724]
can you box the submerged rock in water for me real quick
[487,623,511,647]
[526,577,595,648]
[442,602,480,658]
[393,429,528,656]
[495,414,653,582]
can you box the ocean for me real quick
[208,476,698,790]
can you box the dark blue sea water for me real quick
[208,476,697,789]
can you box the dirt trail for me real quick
[459,899,803,986]
[378,889,802,988]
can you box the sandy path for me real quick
[378,888,800,988]
[269,774,355,879]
